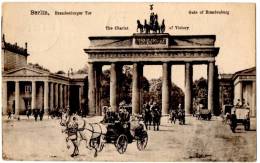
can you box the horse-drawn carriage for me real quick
[195,103,212,120]
[104,120,148,154]
[229,106,250,133]
[60,109,148,157]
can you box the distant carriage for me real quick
[195,99,212,120]
[229,106,250,133]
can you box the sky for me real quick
[2,3,255,90]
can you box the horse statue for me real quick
[60,110,107,157]
[137,20,144,33]
[160,19,165,33]
[144,19,150,34]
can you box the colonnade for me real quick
[2,80,70,118]
[88,61,215,115]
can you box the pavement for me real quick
[2,115,256,161]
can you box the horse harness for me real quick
[80,120,106,135]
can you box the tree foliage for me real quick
[192,77,208,106]
[28,63,50,72]
[99,65,150,107]
[76,64,88,74]
[56,70,66,74]
[148,77,184,110]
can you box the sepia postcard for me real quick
[1,3,256,161]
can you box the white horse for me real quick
[60,111,107,157]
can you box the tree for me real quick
[76,64,88,74]
[192,77,208,107]
[56,70,65,74]
[28,63,50,72]
[148,77,184,110]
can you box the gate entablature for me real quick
[84,34,219,63]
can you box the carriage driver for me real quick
[118,106,130,123]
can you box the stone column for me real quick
[79,85,83,112]
[88,63,96,115]
[31,81,36,110]
[49,82,54,111]
[55,83,59,109]
[95,65,102,115]
[139,64,144,114]
[15,81,20,118]
[185,62,193,115]
[162,62,171,115]
[251,81,256,117]
[132,63,141,114]
[44,81,49,112]
[67,85,70,108]
[110,63,117,112]
[208,61,215,113]
[64,85,67,108]
[60,84,63,108]
[2,81,8,115]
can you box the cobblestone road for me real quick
[2,115,256,161]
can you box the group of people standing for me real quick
[7,108,44,121]
[26,108,45,121]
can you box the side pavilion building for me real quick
[1,35,87,118]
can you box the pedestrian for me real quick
[39,109,44,121]
[34,109,39,121]
[7,110,12,119]
[235,99,242,107]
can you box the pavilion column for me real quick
[31,81,36,110]
[162,62,171,115]
[49,82,54,111]
[88,63,96,115]
[132,63,141,114]
[64,85,67,108]
[2,81,8,115]
[208,61,215,113]
[252,81,256,117]
[60,84,63,108]
[79,85,84,112]
[15,81,20,118]
[67,85,70,108]
[44,81,49,112]
[110,63,118,112]
[185,62,193,115]
[55,83,59,109]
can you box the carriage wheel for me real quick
[137,131,148,151]
[115,134,128,154]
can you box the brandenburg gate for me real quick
[84,33,219,116]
